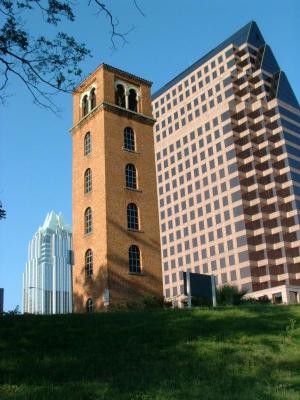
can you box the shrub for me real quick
[143,294,163,309]
[241,295,271,305]
[126,300,141,309]
[216,285,247,305]
[163,299,173,308]
[182,296,212,307]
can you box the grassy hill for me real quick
[1,305,300,400]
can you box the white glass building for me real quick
[22,211,73,314]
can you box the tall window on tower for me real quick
[85,249,93,277]
[115,84,126,108]
[86,298,94,312]
[84,168,92,193]
[129,245,141,273]
[84,132,91,155]
[128,89,137,112]
[84,207,92,234]
[115,81,139,112]
[125,164,137,189]
[82,95,89,117]
[90,88,96,110]
[124,127,135,151]
[127,203,139,230]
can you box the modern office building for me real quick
[71,64,162,312]
[23,211,73,314]
[152,21,300,303]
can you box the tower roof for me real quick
[74,63,152,93]
[40,211,71,233]
[152,21,265,99]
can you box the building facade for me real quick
[152,21,300,303]
[23,211,73,314]
[71,64,162,312]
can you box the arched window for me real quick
[127,203,139,230]
[115,84,126,108]
[84,168,92,193]
[129,245,141,273]
[128,89,137,112]
[84,132,91,155]
[85,207,92,234]
[86,298,94,312]
[82,95,89,117]
[85,249,93,277]
[124,127,135,151]
[90,88,96,110]
[125,164,137,189]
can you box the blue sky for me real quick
[0,0,299,311]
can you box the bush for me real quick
[126,300,141,310]
[143,294,165,309]
[241,295,271,305]
[143,295,173,309]
[182,296,212,307]
[216,285,247,306]
[163,299,173,308]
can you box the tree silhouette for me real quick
[0,201,6,220]
[0,0,143,112]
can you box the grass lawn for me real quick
[1,305,300,400]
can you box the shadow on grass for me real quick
[0,306,300,399]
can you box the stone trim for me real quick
[70,102,155,133]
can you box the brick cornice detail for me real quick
[70,102,156,133]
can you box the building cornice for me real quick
[74,63,152,93]
[69,102,156,133]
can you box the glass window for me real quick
[223,77,231,87]
[129,245,141,273]
[85,249,93,277]
[125,164,137,189]
[84,168,92,194]
[238,251,248,263]
[124,127,135,151]
[127,203,139,230]
[86,298,93,313]
[84,132,91,156]
[85,208,92,234]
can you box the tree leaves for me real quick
[0,0,140,112]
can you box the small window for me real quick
[85,249,93,277]
[127,203,139,230]
[125,164,137,189]
[84,168,92,193]
[90,88,96,110]
[129,245,141,273]
[115,84,126,108]
[85,207,92,234]
[124,127,135,151]
[86,298,94,312]
[128,89,137,112]
[84,132,91,155]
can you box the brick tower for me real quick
[71,64,162,311]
